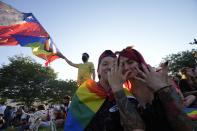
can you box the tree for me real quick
[45,79,78,104]
[0,55,57,107]
[162,49,197,76]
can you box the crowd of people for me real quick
[0,95,71,131]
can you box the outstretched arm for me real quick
[63,57,79,68]
[57,52,79,68]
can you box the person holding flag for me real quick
[58,52,95,86]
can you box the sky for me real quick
[1,0,197,81]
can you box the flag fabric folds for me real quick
[64,80,105,131]
[0,1,59,66]
[64,79,132,131]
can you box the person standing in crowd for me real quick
[58,52,95,86]
[108,46,195,131]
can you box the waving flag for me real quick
[0,1,60,66]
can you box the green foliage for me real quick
[0,55,78,107]
[42,79,78,103]
[162,49,197,76]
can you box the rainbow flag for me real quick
[64,79,132,131]
[184,107,197,120]
[0,1,59,66]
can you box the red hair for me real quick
[118,46,147,65]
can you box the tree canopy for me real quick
[0,55,77,106]
[162,49,197,76]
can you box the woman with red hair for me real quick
[108,47,195,131]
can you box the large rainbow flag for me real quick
[0,1,60,66]
[64,79,132,131]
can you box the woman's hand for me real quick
[134,64,170,92]
[107,58,124,92]
[107,58,134,92]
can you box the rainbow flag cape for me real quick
[0,1,59,66]
[184,107,197,120]
[64,79,132,131]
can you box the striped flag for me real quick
[0,1,60,66]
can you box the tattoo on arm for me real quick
[157,86,194,131]
[114,90,145,131]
